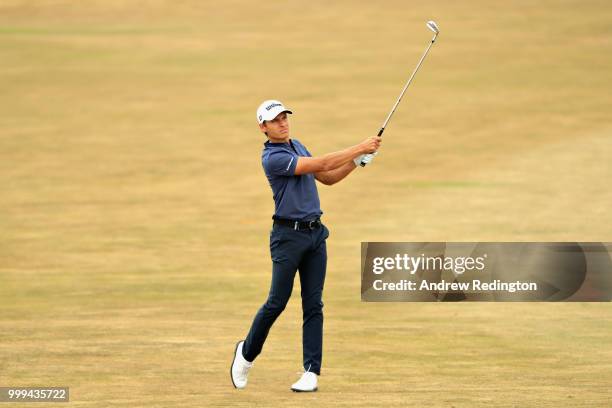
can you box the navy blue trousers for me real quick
[242,222,329,375]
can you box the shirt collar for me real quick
[264,139,292,147]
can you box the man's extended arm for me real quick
[314,162,356,185]
[294,136,381,176]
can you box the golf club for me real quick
[361,20,440,166]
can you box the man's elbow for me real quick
[319,157,334,172]
[315,173,335,186]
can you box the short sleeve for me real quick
[263,150,298,176]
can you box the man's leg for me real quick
[242,226,304,362]
[297,225,329,375]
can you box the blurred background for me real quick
[1,1,611,406]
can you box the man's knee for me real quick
[302,298,324,316]
[263,295,289,317]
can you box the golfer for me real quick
[231,100,381,392]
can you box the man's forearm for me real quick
[318,145,363,172]
[295,136,380,176]
[317,161,357,185]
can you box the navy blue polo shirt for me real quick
[262,139,322,221]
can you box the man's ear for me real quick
[259,122,267,135]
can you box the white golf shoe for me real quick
[290,370,318,392]
[230,341,253,389]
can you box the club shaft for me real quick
[360,31,439,167]
[379,34,437,136]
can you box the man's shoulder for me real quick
[291,138,305,148]
[261,144,296,175]
[262,140,299,157]
[262,144,293,159]
[290,138,311,157]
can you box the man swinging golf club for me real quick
[230,100,381,392]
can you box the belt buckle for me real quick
[294,221,299,231]
[308,220,315,229]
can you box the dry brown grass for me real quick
[1,1,611,406]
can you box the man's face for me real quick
[259,112,290,140]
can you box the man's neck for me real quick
[268,136,290,144]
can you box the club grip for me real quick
[361,128,385,167]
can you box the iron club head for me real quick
[426,20,440,34]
